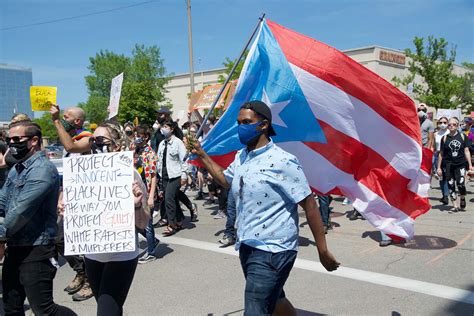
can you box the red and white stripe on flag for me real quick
[266,20,432,240]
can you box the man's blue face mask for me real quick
[238,121,263,145]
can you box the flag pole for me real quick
[196,13,266,138]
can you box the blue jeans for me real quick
[317,195,332,226]
[139,206,157,255]
[434,152,449,197]
[224,213,236,238]
[239,243,297,315]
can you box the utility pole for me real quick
[186,0,195,95]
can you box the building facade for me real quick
[164,45,470,119]
[0,64,33,127]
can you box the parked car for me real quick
[49,157,63,177]
[44,145,64,159]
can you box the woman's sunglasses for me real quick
[89,136,114,144]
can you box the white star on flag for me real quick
[261,89,290,128]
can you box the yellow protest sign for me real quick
[30,86,57,111]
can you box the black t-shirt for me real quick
[440,132,468,165]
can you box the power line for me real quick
[0,0,157,32]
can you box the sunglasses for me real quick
[89,136,114,144]
[7,136,32,144]
[448,123,458,127]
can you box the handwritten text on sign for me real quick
[63,152,135,255]
[108,72,124,119]
[30,86,57,111]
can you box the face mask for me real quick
[157,117,166,124]
[91,142,109,154]
[438,123,447,130]
[161,127,172,138]
[9,139,31,161]
[183,130,189,136]
[60,119,77,133]
[125,130,133,136]
[134,137,144,144]
[152,122,160,131]
[417,111,426,119]
[238,122,263,145]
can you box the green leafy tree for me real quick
[217,50,248,84]
[81,44,170,125]
[392,36,467,110]
[34,112,58,143]
[459,62,474,113]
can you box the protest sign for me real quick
[108,73,124,119]
[192,83,230,110]
[30,86,57,111]
[436,108,462,120]
[62,151,135,255]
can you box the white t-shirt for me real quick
[435,129,449,152]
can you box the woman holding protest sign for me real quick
[85,122,150,316]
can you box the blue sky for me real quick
[1,0,473,108]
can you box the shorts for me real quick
[239,243,297,315]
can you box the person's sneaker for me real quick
[218,235,236,247]
[379,239,393,247]
[439,196,449,205]
[195,191,205,200]
[64,273,85,294]
[324,223,333,234]
[138,254,157,264]
[190,203,199,222]
[348,210,363,221]
[72,281,94,301]
[213,210,226,219]
[204,199,215,206]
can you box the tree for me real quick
[217,50,248,84]
[392,36,470,110]
[34,112,58,143]
[459,62,474,113]
[81,44,170,125]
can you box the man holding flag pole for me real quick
[190,13,431,314]
[189,100,340,315]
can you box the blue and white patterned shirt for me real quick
[224,140,311,253]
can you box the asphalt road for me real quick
[2,178,474,315]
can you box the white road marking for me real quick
[164,236,474,305]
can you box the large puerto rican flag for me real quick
[201,19,432,239]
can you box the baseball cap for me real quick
[155,107,171,114]
[240,100,276,136]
